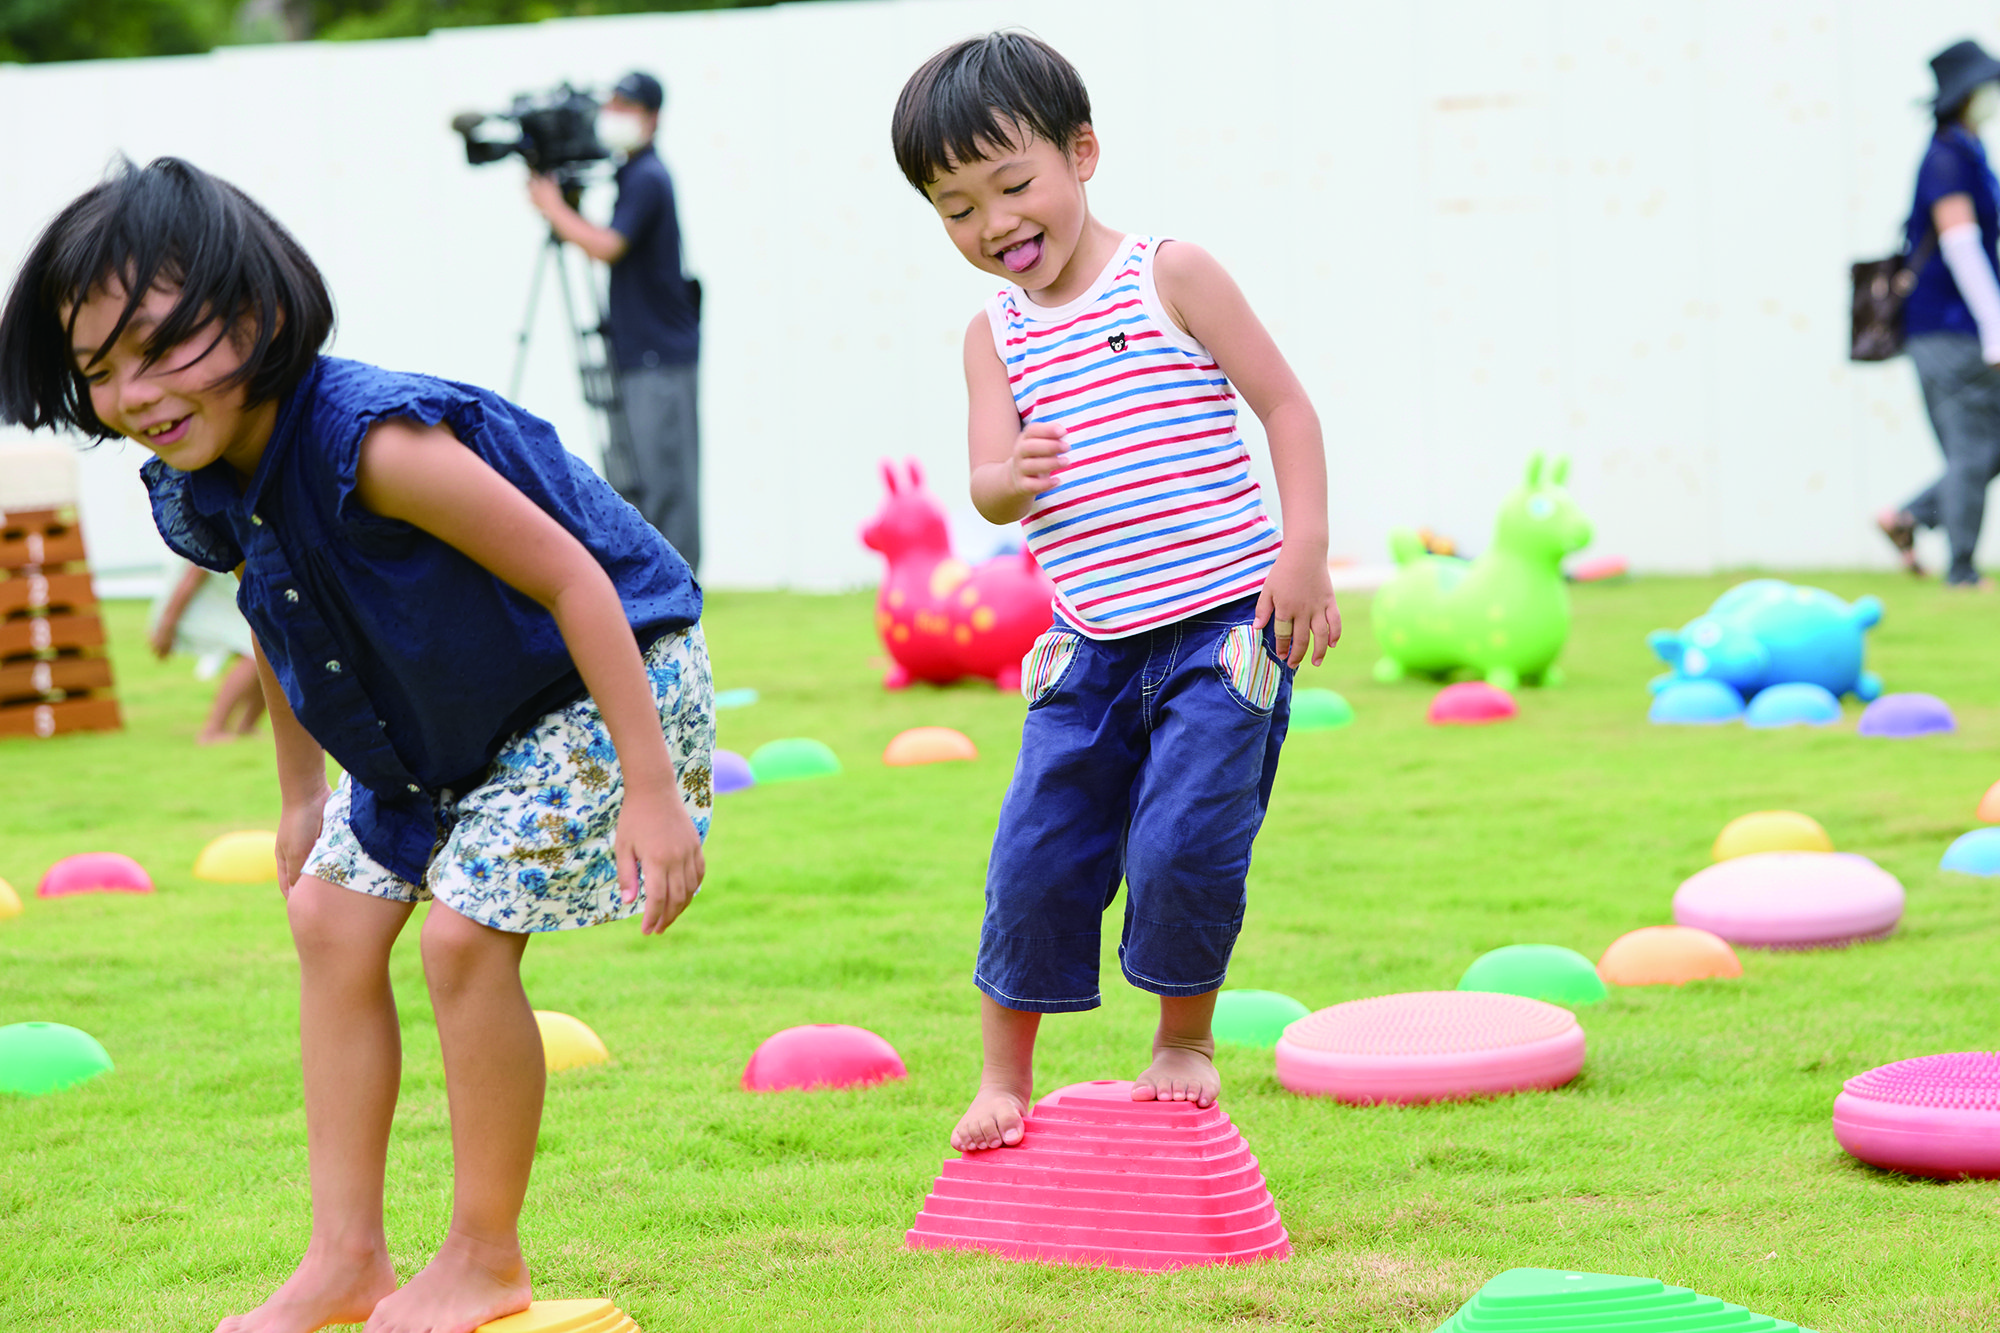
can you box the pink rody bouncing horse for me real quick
[860,459,1055,691]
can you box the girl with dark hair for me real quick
[0,157,712,1333]
[1878,39,2000,589]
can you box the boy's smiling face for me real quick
[926,123,1100,299]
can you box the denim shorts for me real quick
[301,627,715,933]
[976,596,1293,1012]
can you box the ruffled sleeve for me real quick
[141,458,243,572]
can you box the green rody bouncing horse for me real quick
[1371,455,1593,690]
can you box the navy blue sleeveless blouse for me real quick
[142,356,701,882]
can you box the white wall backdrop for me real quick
[1,0,1995,587]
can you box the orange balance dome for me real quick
[1597,926,1742,986]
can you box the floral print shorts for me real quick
[301,627,715,933]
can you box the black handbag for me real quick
[1850,226,1937,361]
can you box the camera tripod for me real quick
[509,186,623,458]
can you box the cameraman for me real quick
[528,70,703,571]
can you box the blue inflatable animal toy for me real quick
[1647,580,1883,702]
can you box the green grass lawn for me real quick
[2,575,1997,1331]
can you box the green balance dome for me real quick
[748,738,842,784]
[0,1021,114,1096]
[1289,688,1355,732]
[1457,944,1606,1007]
[1433,1267,1817,1331]
[1212,989,1312,1049]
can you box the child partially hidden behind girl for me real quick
[0,159,713,1333]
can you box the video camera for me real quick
[451,83,607,182]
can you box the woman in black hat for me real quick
[1878,39,2000,588]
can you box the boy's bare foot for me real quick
[362,1232,530,1333]
[213,1241,397,1333]
[1133,1044,1220,1108]
[1875,509,1923,576]
[951,1081,1031,1151]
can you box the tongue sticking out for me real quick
[1002,236,1044,274]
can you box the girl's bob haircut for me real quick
[892,31,1092,196]
[0,156,333,440]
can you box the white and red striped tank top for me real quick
[985,235,1283,640]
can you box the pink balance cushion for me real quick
[1274,991,1584,1105]
[1672,851,1903,949]
[740,1024,905,1092]
[1428,681,1518,725]
[1833,1053,2000,1180]
[906,1080,1288,1270]
[37,852,153,898]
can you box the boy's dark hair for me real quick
[891,31,1092,196]
[0,156,333,439]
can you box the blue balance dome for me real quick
[1649,679,1744,725]
[1941,828,2000,876]
[1745,682,1843,729]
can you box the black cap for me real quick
[1931,39,2000,116]
[612,71,664,114]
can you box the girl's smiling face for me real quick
[926,124,1102,302]
[66,277,275,476]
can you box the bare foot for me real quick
[1133,1044,1220,1108]
[951,1081,1031,1151]
[214,1241,397,1333]
[362,1233,529,1333]
[196,728,241,747]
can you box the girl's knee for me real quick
[419,903,525,984]
[287,876,405,963]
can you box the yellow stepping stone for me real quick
[533,1010,609,1072]
[1711,810,1831,861]
[0,877,21,921]
[477,1300,639,1333]
[194,830,279,883]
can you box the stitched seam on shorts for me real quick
[1121,958,1230,994]
[974,970,1101,1009]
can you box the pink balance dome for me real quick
[1672,851,1903,949]
[906,1079,1288,1270]
[1274,991,1584,1105]
[1833,1053,2000,1179]
[37,852,153,898]
[1427,681,1518,726]
[741,1023,905,1092]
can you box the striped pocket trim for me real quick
[1020,631,1081,706]
[1216,624,1282,713]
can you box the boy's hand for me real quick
[275,785,330,897]
[1254,545,1342,668]
[617,780,704,936]
[1005,422,1069,498]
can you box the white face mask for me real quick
[597,110,649,155]
[1967,83,2000,131]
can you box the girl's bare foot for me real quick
[1133,1044,1220,1108]
[214,1242,397,1333]
[363,1231,529,1333]
[951,1081,1031,1151]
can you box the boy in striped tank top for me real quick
[893,32,1342,1152]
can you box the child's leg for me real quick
[951,995,1042,1150]
[216,875,409,1333]
[1135,990,1220,1106]
[364,903,538,1332]
[197,656,264,745]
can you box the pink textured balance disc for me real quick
[1833,1053,2000,1179]
[906,1080,1288,1270]
[1274,991,1584,1105]
[1672,851,1903,949]
[37,852,154,898]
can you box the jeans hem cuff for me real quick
[974,973,1102,1014]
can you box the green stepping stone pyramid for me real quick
[1432,1268,1817,1331]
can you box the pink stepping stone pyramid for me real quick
[1672,851,1903,949]
[1275,990,1584,1105]
[1834,1052,2000,1180]
[905,1079,1288,1270]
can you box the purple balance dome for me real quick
[1857,692,1956,738]
[713,749,756,794]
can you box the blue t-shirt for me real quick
[1904,125,2000,339]
[607,146,700,370]
[143,356,702,881]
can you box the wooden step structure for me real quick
[0,507,121,739]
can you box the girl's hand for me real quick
[1254,545,1342,668]
[1006,422,1069,499]
[617,780,704,936]
[276,786,330,897]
